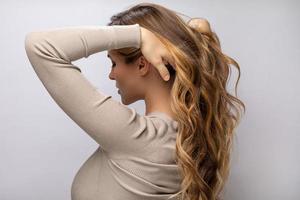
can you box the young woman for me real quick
[25,2,245,200]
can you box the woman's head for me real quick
[107,47,174,105]
[106,3,182,105]
[107,2,245,200]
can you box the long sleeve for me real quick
[24,24,152,157]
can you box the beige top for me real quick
[24,23,181,200]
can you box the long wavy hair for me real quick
[107,3,246,200]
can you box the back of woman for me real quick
[24,2,245,200]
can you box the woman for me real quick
[24,2,245,200]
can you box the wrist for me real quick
[140,27,152,48]
[140,26,146,48]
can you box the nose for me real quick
[109,70,115,80]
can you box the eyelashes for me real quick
[108,57,116,68]
[109,59,116,68]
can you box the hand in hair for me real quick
[187,17,211,34]
[140,26,175,81]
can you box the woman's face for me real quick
[107,50,143,105]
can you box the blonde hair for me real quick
[107,3,246,200]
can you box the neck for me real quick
[144,83,175,119]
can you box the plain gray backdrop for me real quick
[0,0,299,199]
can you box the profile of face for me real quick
[107,49,151,105]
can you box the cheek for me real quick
[116,66,137,90]
[115,67,130,86]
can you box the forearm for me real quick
[24,24,141,63]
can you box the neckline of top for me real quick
[146,111,178,124]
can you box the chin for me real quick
[120,97,131,105]
[120,96,139,105]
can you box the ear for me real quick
[137,56,151,76]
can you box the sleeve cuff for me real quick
[112,24,141,49]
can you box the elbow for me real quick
[24,32,40,54]
[24,32,50,61]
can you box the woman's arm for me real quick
[24,24,155,157]
[25,24,140,61]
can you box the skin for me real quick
[187,18,211,34]
[107,49,175,118]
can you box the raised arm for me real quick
[25,24,140,61]
[24,24,156,157]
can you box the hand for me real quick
[140,27,175,81]
[187,17,211,34]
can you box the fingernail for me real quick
[164,74,170,81]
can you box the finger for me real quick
[155,57,170,81]
[157,62,170,81]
